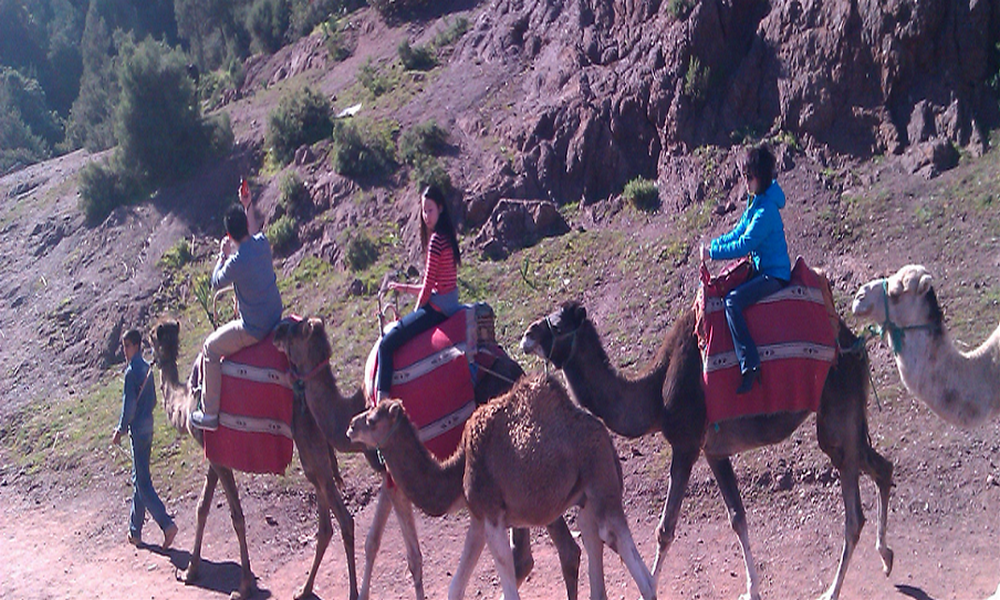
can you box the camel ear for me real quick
[573,304,586,322]
[916,273,933,295]
[386,400,403,421]
[307,317,324,337]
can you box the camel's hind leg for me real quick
[578,504,608,600]
[215,465,255,600]
[706,455,760,600]
[359,480,394,600]
[599,509,656,600]
[546,517,581,600]
[185,465,219,585]
[651,446,699,585]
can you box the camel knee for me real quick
[728,508,747,533]
[657,522,676,549]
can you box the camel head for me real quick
[150,319,181,367]
[273,317,332,376]
[520,301,589,368]
[347,399,406,449]
[852,265,943,333]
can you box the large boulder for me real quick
[473,199,570,260]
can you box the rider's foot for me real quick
[190,410,219,431]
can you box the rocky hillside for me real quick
[0,0,998,416]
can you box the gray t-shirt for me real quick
[211,233,283,339]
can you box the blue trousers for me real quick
[377,305,448,393]
[723,273,786,374]
[129,432,174,538]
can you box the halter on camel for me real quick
[870,278,939,355]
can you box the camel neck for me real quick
[377,416,464,517]
[895,326,1000,428]
[300,370,368,453]
[560,322,663,438]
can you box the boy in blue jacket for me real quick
[700,144,791,394]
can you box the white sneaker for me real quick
[190,410,219,431]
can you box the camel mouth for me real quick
[519,335,540,356]
[850,299,872,317]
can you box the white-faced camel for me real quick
[520,300,894,600]
[151,319,358,600]
[852,264,1000,599]
[347,373,657,600]
[271,317,581,600]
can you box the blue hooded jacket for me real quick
[709,180,791,281]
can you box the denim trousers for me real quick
[723,273,786,374]
[377,305,448,392]
[129,432,174,537]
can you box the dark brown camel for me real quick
[271,317,580,600]
[520,301,894,600]
[151,319,358,600]
[346,374,655,600]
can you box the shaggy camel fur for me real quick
[521,301,894,600]
[853,264,1000,600]
[852,264,1000,427]
[347,374,656,600]
[151,319,358,600]
[272,317,577,600]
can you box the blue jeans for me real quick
[377,305,448,392]
[129,432,174,538]
[723,273,787,374]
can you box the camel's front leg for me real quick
[861,445,894,575]
[388,482,425,600]
[817,465,863,600]
[448,516,485,600]
[359,480,395,600]
[216,465,256,600]
[603,510,656,600]
[706,455,760,600]
[578,504,608,600]
[185,465,219,585]
[651,446,699,585]
[483,518,521,600]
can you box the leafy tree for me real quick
[0,68,63,152]
[247,0,290,55]
[266,86,333,165]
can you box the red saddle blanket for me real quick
[365,304,501,461]
[695,257,839,425]
[203,328,294,475]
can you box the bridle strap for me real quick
[290,355,330,382]
[545,316,579,368]
[877,278,937,355]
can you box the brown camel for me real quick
[520,300,895,600]
[347,373,656,600]
[271,317,580,600]
[150,319,358,600]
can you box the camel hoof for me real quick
[293,584,313,600]
[183,567,199,584]
[880,546,894,576]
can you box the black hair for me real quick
[743,143,777,188]
[419,185,461,266]
[123,329,142,348]
[225,205,250,241]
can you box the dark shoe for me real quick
[190,410,219,431]
[736,367,761,395]
[127,532,142,547]
[162,523,178,549]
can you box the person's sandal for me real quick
[127,532,142,547]
[162,523,178,549]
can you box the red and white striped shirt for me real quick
[416,232,458,311]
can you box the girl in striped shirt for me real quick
[377,186,462,400]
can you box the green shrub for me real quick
[398,41,436,71]
[622,177,660,213]
[278,171,310,217]
[346,231,379,272]
[247,0,291,54]
[357,58,393,97]
[667,0,697,19]
[368,0,433,17]
[266,86,333,165]
[398,120,449,165]
[433,17,470,48]
[322,18,353,62]
[683,56,710,103]
[159,239,193,270]
[266,214,297,252]
[411,155,452,195]
[331,120,396,180]
[78,158,142,226]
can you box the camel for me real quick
[150,319,358,600]
[271,317,580,600]
[852,264,1000,599]
[346,373,656,600]
[520,300,895,600]
[852,264,1000,428]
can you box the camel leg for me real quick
[600,510,656,600]
[448,516,486,600]
[546,517,581,600]
[651,446,699,585]
[862,444,894,575]
[185,465,219,585]
[359,481,395,600]
[388,483,425,600]
[511,527,534,585]
[215,465,255,600]
[817,464,863,600]
[296,489,333,600]
[578,504,608,600]
[706,455,759,600]
[483,518,521,600]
